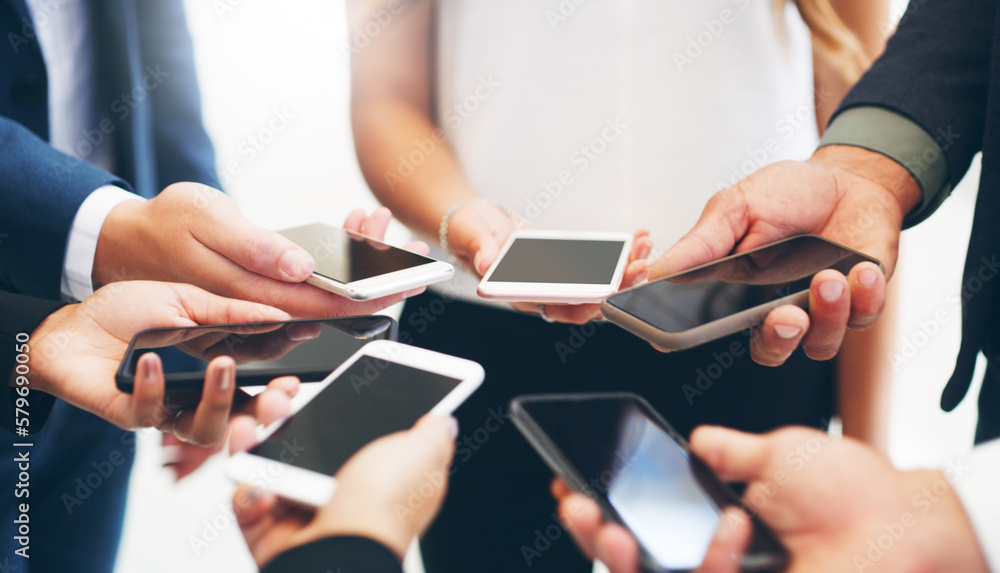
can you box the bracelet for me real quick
[438,198,522,261]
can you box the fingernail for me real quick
[144,354,160,384]
[473,252,483,274]
[859,268,879,286]
[773,325,802,339]
[445,417,459,438]
[279,249,313,280]
[819,280,844,303]
[218,365,233,391]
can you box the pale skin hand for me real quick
[650,145,922,366]
[230,415,457,568]
[94,184,428,319]
[554,427,990,573]
[26,281,300,446]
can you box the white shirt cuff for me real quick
[60,185,145,301]
[946,438,1000,572]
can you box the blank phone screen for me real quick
[250,358,461,476]
[606,236,876,332]
[519,396,728,569]
[280,223,436,283]
[488,238,626,285]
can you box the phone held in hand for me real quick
[227,340,484,508]
[116,316,397,392]
[477,230,633,303]
[511,392,790,573]
[279,223,455,300]
[602,235,882,351]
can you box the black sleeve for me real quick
[0,291,65,435]
[262,536,403,573]
[835,0,997,188]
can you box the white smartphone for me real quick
[279,223,454,300]
[227,340,484,508]
[477,230,633,303]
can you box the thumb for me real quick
[648,189,749,280]
[472,234,502,277]
[171,283,290,326]
[697,508,753,573]
[689,426,771,483]
[410,414,459,469]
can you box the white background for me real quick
[114,1,983,571]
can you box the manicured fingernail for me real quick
[819,280,844,302]
[859,268,879,286]
[774,325,802,339]
[144,354,160,384]
[279,249,313,280]
[218,365,233,391]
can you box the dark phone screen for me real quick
[280,223,436,283]
[606,236,877,332]
[120,317,395,387]
[488,238,627,285]
[250,358,460,476]
[517,395,785,570]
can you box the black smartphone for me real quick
[511,393,790,573]
[602,234,882,350]
[116,316,397,392]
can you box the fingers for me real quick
[595,525,641,573]
[342,208,367,233]
[402,240,431,256]
[471,233,501,276]
[172,283,289,326]
[800,270,851,361]
[411,414,459,469]
[846,262,887,330]
[175,357,237,446]
[229,416,260,455]
[621,259,650,290]
[193,189,315,282]
[629,230,653,263]
[697,508,752,573]
[131,353,166,428]
[359,207,393,240]
[649,188,749,280]
[557,492,603,560]
[233,484,277,530]
[689,426,772,483]
[750,305,809,367]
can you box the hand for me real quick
[94,183,427,318]
[554,427,989,573]
[27,281,298,446]
[232,415,457,568]
[649,146,922,365]
[446,199,652,324]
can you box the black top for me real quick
[262,536,402,573]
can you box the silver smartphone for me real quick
[279,223,454,300]
[602,235,882,351]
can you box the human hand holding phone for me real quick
[230,415,457,568]
[554,427,989,573]
[649,147,921,366]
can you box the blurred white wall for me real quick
[115,0,981,571]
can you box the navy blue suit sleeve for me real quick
[0,290,65,435]
[836,0,996,188]
[134,0,221,189]
[261,536,403,573]
[0,117,131,300]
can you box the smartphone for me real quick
[477,230,633,303]
[116,316,397,392]
[511,393,789,573]
[227,340,484,508]
[279,223,455,300]
[602,235,882,351]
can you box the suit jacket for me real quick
[0,0,219,300]
[835,0,1000,441]
[262,536,403,573]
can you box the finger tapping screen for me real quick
[280,224,435,283]
[488,238,626,284]
[251,358,461,476]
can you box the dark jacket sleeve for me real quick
[0,290,66,435]
[262,536,403,573]
[835,0,996,188]
[134,0,221,190]
[0,118,131,300]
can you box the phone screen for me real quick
[606,236,877,332]
[250,357,461,476]
[280,223,436,284]
[488,238,627,284]
[515,395,786,571]
[118,317,396,390]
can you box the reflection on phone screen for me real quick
[489,238,626,284]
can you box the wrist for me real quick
[810,145,922,225]
[306,513,411,561]
[21,305,80,396]
[92,200,146,288]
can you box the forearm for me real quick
[352,99,477,239]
